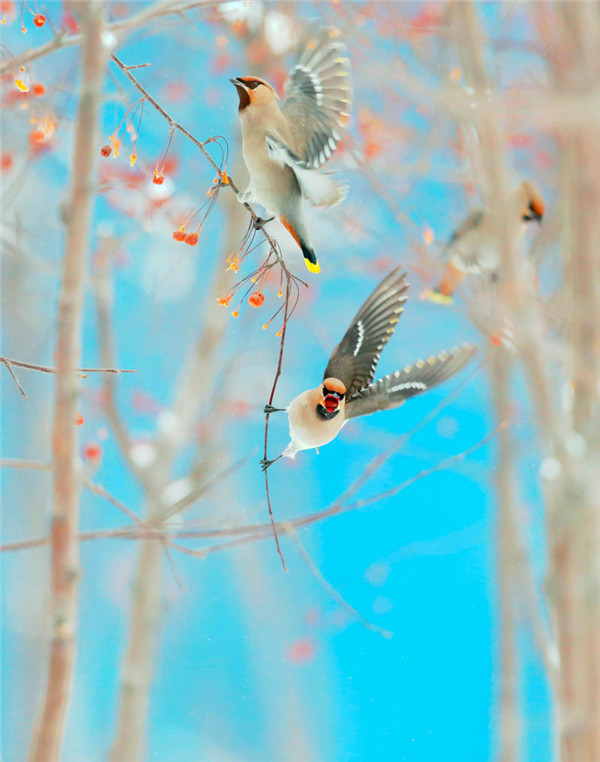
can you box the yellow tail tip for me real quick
[420,289,453,305]
[305,259,320,274]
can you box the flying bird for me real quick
[262,268,477,469]
[230,26,352,274]
[422,181,545,304]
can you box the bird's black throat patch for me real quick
[234,84,250,111]
[316,404,340,421]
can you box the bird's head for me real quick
[518,181,545,223]
[316,378,346,420]
[229,76,278,111]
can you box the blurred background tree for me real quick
[1,2,598,761]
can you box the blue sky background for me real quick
[2,2,555,760]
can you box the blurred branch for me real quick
[0,0,215,77]
[1,355,134,375]
[291,529,393,640]
[27,3,107,761]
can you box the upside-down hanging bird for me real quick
[230,26,352,274]
[261,268,477,469]
[421,181,544,304]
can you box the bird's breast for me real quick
[287,391,346,449]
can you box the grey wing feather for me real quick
[282,26,352,169]
[324,268,409,399]
[443,209,484,260]
[345,344,478,420]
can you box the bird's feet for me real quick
[260,458,275,472]
[253,215,275,231]
[264,404,285,414]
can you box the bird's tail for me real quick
[280,213,320,274]
[420,259,465,305]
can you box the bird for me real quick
[261,268,477,469]
[230,26,352,274]
[421,181,545,304]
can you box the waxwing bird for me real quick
[422,181,545,304]
[262,268,477,469]
[230,26,352,274]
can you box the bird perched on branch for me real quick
[230,26,352,274]
[261,268,477,469]
[421,181,545,304]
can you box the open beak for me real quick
[323,393,342,414]
[229,77,248,90]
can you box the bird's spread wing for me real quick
[324,269,409,399]
[281,26,352,170]
[345,344,478,419]
[443,209,484,258]
[265,135,347,207]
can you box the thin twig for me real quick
[291,528,393,639]
[263,276,293,571]
[0,1,215,77]
[0,355,134,375]
[1,357,28,398]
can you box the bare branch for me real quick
[0,1,215,77]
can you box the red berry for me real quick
[75,413,84,426]
[248,291,265,308]
[32,83,45,96]
[0,153,13,171]
[184,232,199,246]
[152,173,164,185]
[100,145,112,157]
[84,442,102,463]
[33,14,45,27]
[172,230,185,241]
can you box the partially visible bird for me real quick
[262,268,477,469]
[230,26,352,274]
[421,181,545,304]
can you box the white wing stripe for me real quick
[388,381,427,393]
[353,320,365,356]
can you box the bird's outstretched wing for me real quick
[282,26,352,170]
[345,344,478,420]
[443,209,484,259]
[324,269,409,399]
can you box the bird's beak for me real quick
[229,77,249,91]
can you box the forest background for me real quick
[1,2,599,762]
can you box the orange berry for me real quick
[152,172,164,185]
[75,413,84,426]
[184,232,199,246]
[231,310,239,318]
[33,13,45,27]
[172,230,185,241]
[29,130,45,144]
[32,82,45,96]
[217,295,232,306]
[0,153,13,171]
[100,145,112,157]
[248,291,265,308]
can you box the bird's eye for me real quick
[247,80,261,90]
